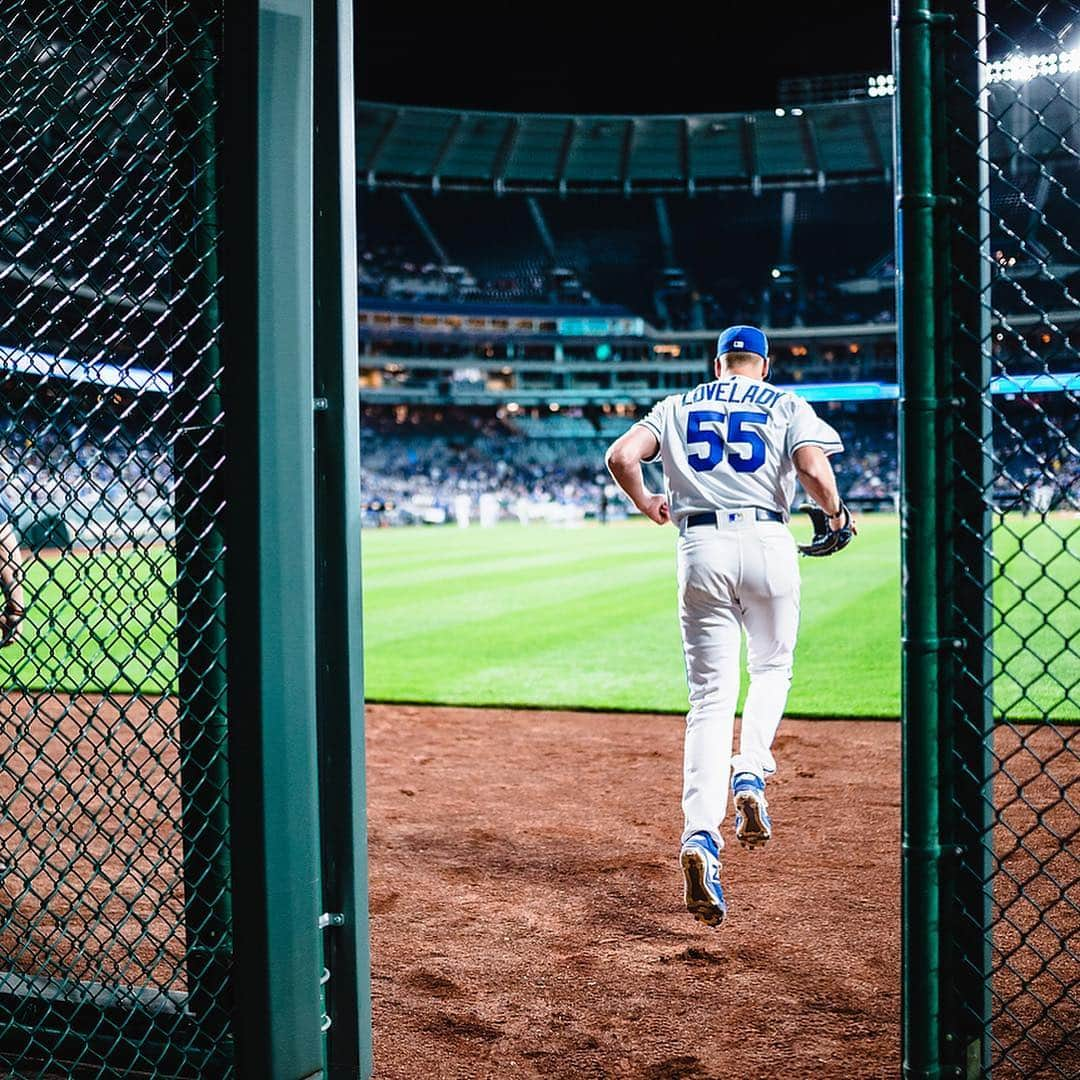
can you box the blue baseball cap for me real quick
[716,325,769,361]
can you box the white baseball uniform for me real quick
[635,374,843,850]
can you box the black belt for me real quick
[686,508,784,527]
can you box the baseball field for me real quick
[3,512,1077,721]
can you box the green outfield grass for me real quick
[1,515,1076,720]
[360,515,903,717]
[1,544,177,696]
[362,513,1077,719]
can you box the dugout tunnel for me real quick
[0,0,372,1076]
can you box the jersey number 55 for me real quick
[686,410,768,474]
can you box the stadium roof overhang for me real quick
[357,75,1077,196]
[357,99,892,196]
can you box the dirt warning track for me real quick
[366,705,901,1079]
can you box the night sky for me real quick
[355,1,893,114]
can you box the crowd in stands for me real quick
[829,414,898,504]
[357,402,1080,527]
[359,406,607,526]
[1,389,172,546]
[357,187,1079,334]
[1,392,1073,541]
[357,404,907,526]
[992,399,1080,511]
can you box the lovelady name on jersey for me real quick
[680,380,785,409]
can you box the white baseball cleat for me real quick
[680,831,727,927]
[732,772,772,850]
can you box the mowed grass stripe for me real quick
[1,547,177,694]
[454,609,687,712]
[362,515,1075,720]
[363,545,664,618]
[361,519,655,566]
[991,517,1079,718]
[366,566,676,665]
[792,576,901,717]
[368,568,684,711]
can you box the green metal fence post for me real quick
[173,8,233,1054]
[313,0,375,1075]
[895,0,945,1075]
[935,4,994,1075]
[223,2,325,1076]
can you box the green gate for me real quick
[896,0,1080,1076]
[0,1,371,1076]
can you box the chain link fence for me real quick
[902,1,1080,1075]
[0,3,232,1075]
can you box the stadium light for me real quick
[867,73,895,98]
[989,46,1080,82]
[770,267,782,279]
[868,43,1079,96]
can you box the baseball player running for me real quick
[605,325,855,927]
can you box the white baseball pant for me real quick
[676,513,801,851]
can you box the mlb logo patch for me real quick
[733,339,744,348]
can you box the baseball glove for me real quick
[0,599,24,647]
[797,502,856,557]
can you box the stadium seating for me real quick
[352,397,1079,526]
[356,172,1079,334]
[510,414,597,439]
[2,385,172,547]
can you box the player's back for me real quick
[637,375,842,521]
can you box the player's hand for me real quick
[0,603,24,648]
[797,502,855,556]
[639,494,671,526]
[829,507,857,534]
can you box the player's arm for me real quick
[0,520,25,647]
[605,427,670,526]
[790,442,855,557]
[793,445,853,533]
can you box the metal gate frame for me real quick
[225,1,373,1076]
[0,1,373,1075]
[896,2,995,1074]
[896,1,1078,1076]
